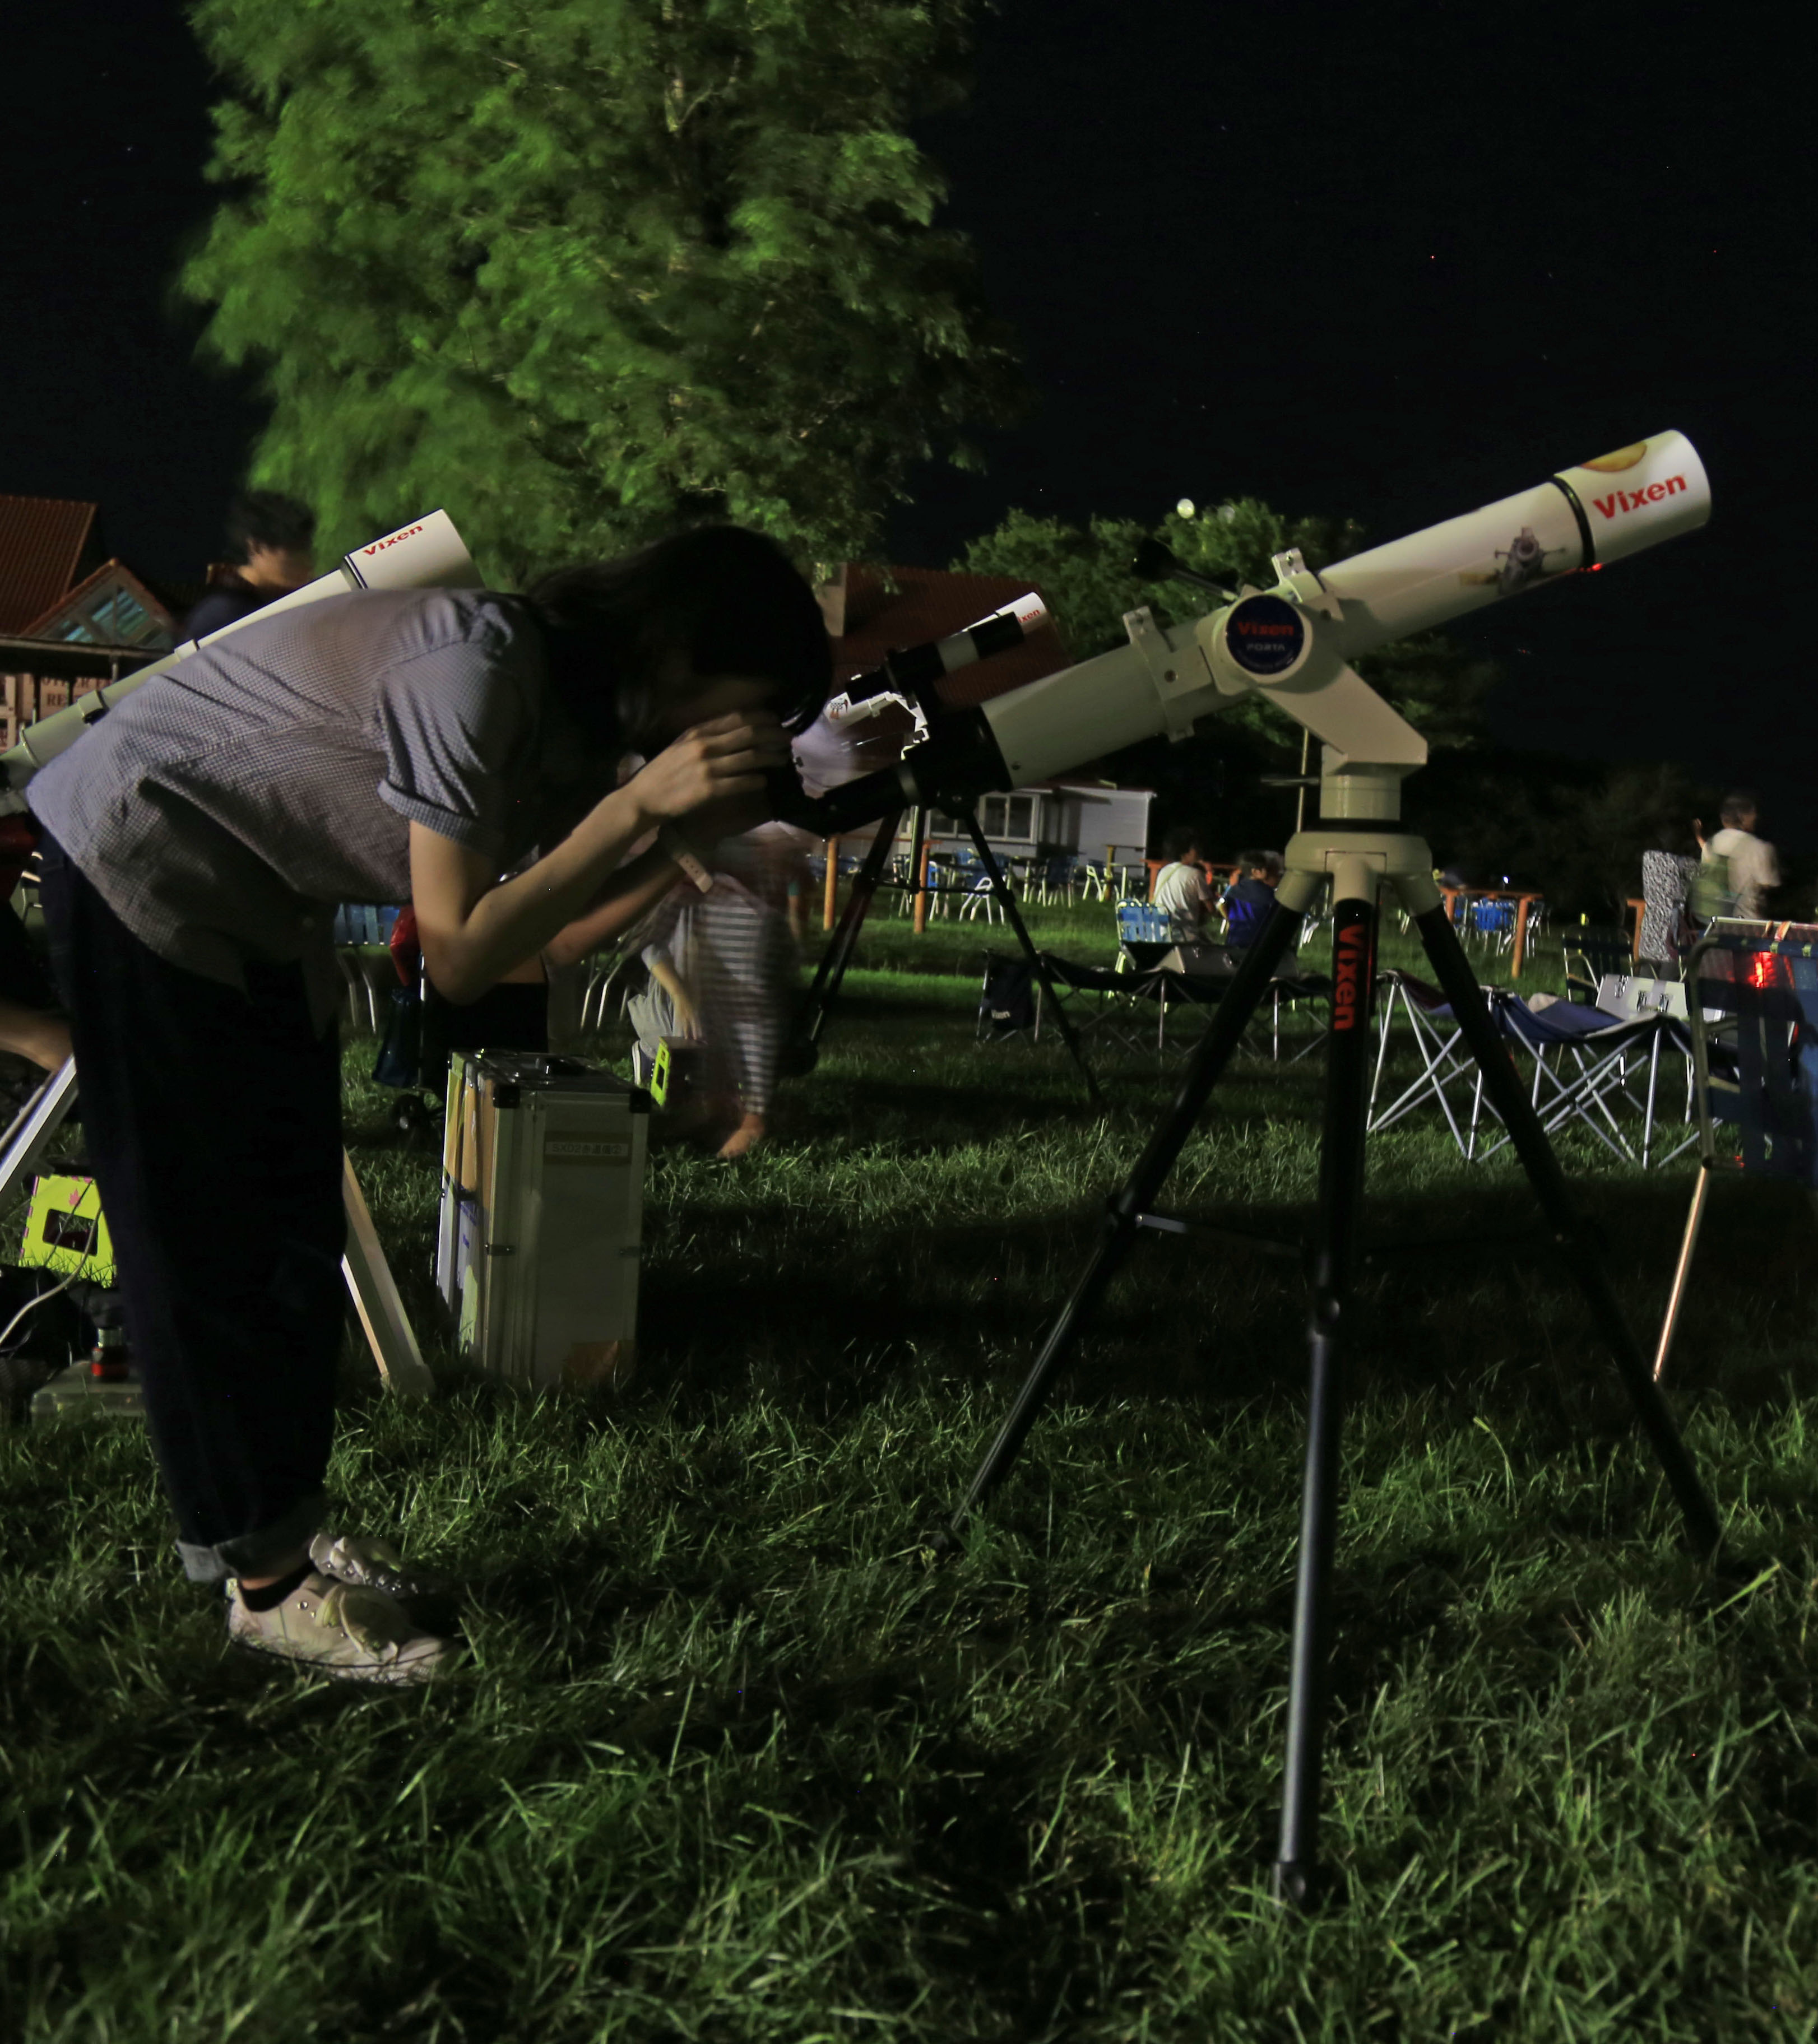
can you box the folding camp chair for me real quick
[333,903,402,1032]
[1032,951,1165,1057]
[1654,922,1818,1379]
[1562,925,1635,1005]
[1367,969,1480,1155]
[1469,898,1518,952]
[1470,993,1696,1170]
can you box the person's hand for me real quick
[1691,816,1707,849]
[623,713,791,829]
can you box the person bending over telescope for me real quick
[24,525,830,1684]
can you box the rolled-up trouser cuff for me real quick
[177,1490,328,1585]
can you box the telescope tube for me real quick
[0,509,481,805]
[980,430,1710,791]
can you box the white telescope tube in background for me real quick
[978,431,1710,791]
[0,509,482,806]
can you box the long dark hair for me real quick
[523,527,832,751]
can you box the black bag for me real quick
[977,952,1036,1041]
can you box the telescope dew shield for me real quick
[1551,431,1711,567]
[340,510,483,593]
[1317,429,1710,658]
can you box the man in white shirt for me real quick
[1695,791,1780,921]
[1151,828,1215,942]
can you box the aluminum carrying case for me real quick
[435,1052,648,1392]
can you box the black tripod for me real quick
[794,801,1105,1109]
[940,825,1720,1906]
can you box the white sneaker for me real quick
[308,1530,453,1603]
[227,1571,458,1684]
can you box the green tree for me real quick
[956,498,1496,757]
[180,0,1022,579]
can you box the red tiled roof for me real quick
[0,494,98,635]
[832,564,1073,708]
[21,558,176,642]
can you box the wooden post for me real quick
[913,838,931,933]
[822,837,839,931]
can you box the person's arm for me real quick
[539,845,688,969]
[647,956,700,1037]
[411,712,782,1004]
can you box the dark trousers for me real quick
[40,838,346,1583]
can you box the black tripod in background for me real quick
[792,800,1105,1109]
[937,823,1721,1906]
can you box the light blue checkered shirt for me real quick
[27,587,575,1029]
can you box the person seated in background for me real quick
[180,490,317,642]
[1221,850,1285,952]
[1151,826,1216,945]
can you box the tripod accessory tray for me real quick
[434,1052,649,1394]
[19,1172,115,1287]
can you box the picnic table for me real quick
[1436,886,1546,978]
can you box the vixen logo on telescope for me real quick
[361,524,425,555]
[1590,476,1686,520]
[1225,594,1305,677]
[1332,922,1369,1032]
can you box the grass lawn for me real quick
[4,896,1816,2040]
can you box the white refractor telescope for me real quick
[798,431,1711,834]
[0,511,481,812]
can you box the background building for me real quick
[0,491,184,750]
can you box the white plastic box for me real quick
[435,1052,648,1392]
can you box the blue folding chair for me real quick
[1116,898,1172,973]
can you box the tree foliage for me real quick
[955,499,1497,758]
[180,0,1022,579]
[1409,754,1709,919]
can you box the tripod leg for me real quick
[792,809,903,1060]
[962,812,1103,1109]
[942,901,1305,1540]
[0,1055,80,1207]
[1411,903,1720,1555]
[1274,882,1378,1907]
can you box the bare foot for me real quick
[715,1112,766,1161]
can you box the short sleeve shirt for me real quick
[1152,860,1213,932]
[1706,828,1780,921]
[27,587,568,1029]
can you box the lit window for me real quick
[980,795,1037,839]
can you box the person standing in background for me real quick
[1693,791,1780,922]
[180,491,317,641]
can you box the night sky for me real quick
[3,2,1807,838]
